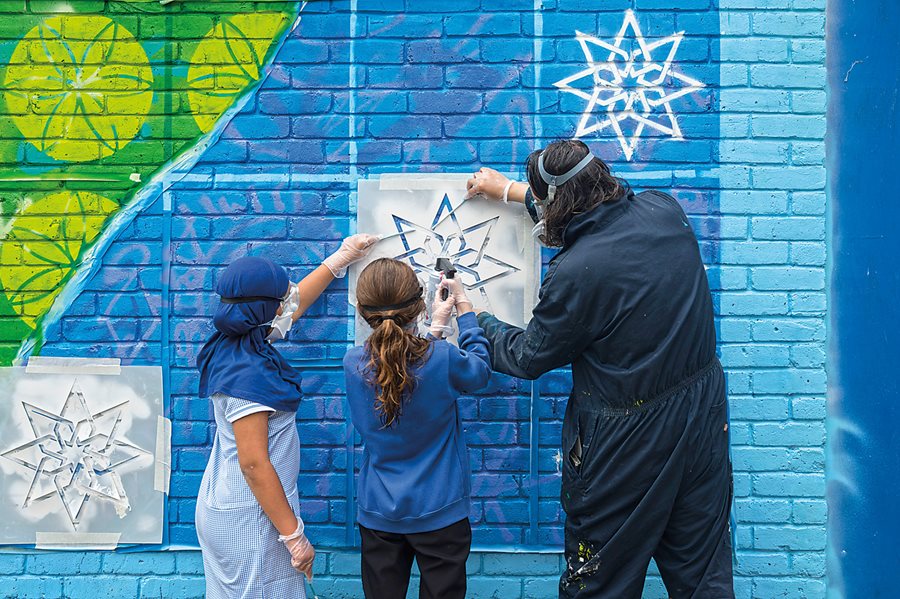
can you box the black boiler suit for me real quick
[478,189,734,598]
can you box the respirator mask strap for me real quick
[536,150,595,206]
[532,150,595,246]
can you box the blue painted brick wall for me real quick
[9,0,828,597]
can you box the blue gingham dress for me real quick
[196,393,307,599]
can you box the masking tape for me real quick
[377,173,471,191]
[154,416,172,494]
[25,357,121,375]
[35,532,121,550]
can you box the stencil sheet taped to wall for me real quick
[351,175,540,345]
[0,364,166,546]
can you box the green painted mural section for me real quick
[0,1,299,365]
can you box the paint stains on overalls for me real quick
[559,361,734,599]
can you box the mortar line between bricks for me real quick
[213,172,356,184]
[529,1,545,547]
[532,0,544,143]
[348,1,359,183]
[210,171,705,185]
[160,181,174,548]
[160,12,175,548]
[346,0,360,548]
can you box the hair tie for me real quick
[360,288,423,312]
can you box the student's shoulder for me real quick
[424,337,455,364]
[343,345,367,369]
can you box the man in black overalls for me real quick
[467,140,734,598]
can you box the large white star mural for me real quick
[390,194,520,309]
[554,9,706,160]
[1,380,151,528]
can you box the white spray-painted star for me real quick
[554,10,706,160]
[2,380,151,528]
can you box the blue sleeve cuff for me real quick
[456,311,479,331]
[476,311,499,329]
[476,312,517,346]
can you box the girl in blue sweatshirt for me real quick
[344,257,492,599]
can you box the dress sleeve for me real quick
[222,395,276,423]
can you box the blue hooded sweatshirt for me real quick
[343,312,492,534]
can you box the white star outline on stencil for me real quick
[1,380,151,528]
[391,195,519,305]
[554,9,706,160]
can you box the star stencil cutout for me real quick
[554,10,706,160]
[1,380,151,528]
[391,195,519,309]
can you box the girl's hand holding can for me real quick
[440,278,473,315]
[429,288,456,338]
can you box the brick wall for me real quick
[1,551,570,599]
[0,0,827,597]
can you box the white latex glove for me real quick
[279,521,315,580]
[323,234,378,278]
[466,167,510,200]
[439,277,472,309]
[429,289,456,338]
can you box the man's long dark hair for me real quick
[526,140,623,248]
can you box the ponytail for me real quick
[355,258,431,427]
[364,317,430,427]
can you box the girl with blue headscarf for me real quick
[195,234,376,599]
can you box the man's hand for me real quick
[467,167,529,204]
[466,167,510,200]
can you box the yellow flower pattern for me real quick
[0,191,118,329]
[187,13,289,133]
[3,16,153,162]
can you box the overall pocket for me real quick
[561,407,602,507]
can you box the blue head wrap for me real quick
[197,256,303,412]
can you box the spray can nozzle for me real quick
[435,257,456,300]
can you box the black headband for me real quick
[359,289,423,313]
[220,295,281,304]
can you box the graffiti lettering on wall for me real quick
[0,4,300,365]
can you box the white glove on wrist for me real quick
[323,234,378,278]
[439,277,471,307]
[429,290,456,338]
[279,520,315,580]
